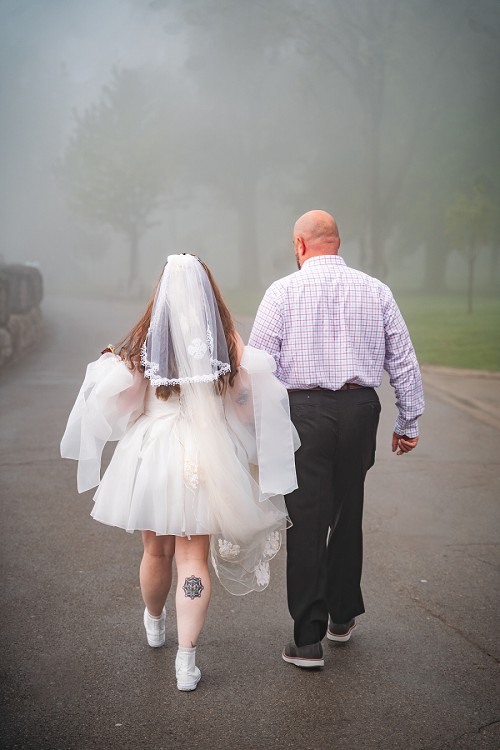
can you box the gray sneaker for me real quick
[282,641,324,668]
[327,618,356,642]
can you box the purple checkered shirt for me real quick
[248,255,424,437]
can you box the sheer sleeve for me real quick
[60,353,147,493]
[225,345,300,498]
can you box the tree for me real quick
[58,67,172,292]
[151,0,309,289]
[394,1,500,292]
[446,181,496,313]
[284,0,487,279]
[148,0,499,287]
[218,0,496,283]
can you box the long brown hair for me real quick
[115,256,238,399]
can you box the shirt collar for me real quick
[301,254,346,270]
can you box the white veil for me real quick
[141,254,230,386]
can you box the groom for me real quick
[249,210,424,668]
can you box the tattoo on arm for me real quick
[235,388,250,406]
[183,575,204,599]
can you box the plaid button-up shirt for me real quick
[248,255,424,437]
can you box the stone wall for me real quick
[0,264,44,368]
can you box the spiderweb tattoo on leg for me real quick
[183,575,204,599]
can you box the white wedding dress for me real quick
[61,345,299,595]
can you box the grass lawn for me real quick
[225,287,500,372]
[393,294,500,371]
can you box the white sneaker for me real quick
[143,607,166,648]
[175,647,201,691]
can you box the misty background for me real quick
[1,0,499,307]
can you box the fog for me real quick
[1,0,499,301]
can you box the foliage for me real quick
[267,0,478,279]
[152,0,307,287]
[56,1,500,294]
[396,95,500,293]
[446,181,497,312]
[58,67,172,290]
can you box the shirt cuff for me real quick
[394,415,419,438]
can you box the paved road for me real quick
[1,297,499,750]
[420,365,500,432]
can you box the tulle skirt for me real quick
[91,387,290,594]
[92,391,202,534]
[61,347,299,595]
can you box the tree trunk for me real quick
[487,246,500,294]
[467,254,476,315]
[422,242,448,293]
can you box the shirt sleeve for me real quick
[248,285,283,367]
[381,286,425,437]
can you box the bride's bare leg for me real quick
[175,535,211,647]
[140,532,175,616]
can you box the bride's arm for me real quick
[234,330,245,368]
[224,342,300,495]
[117,363,147,413]
[226,331,253,423]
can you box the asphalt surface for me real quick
[1,296,499,750]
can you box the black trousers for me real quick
[285,388,381,647]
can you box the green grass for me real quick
[397,294,500,371]
[225,286,500,372]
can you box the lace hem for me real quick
[140,341,231,386]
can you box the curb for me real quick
[422,370,500,431]
[421,364,500,379]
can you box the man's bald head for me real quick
[293,210,340,268]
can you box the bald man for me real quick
[249,210,424,668]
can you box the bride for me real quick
[61,253,299,691]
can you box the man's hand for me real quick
[392,433,419,455]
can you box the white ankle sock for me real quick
[146,609,164,621]
[177,645,196,653]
